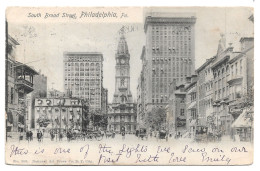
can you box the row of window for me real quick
[152,57,192,61]
[152,36,191,41]
[65,73,100,77]
[214,86,229,100]
[152,98,168,103]
[65,62,100,66]
[213,59,243,79]
[66,57,102,62]
[152,47,191,52]
[65,67,100,71]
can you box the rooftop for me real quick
[63,52,103,56]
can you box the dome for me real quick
[117,35,129,55]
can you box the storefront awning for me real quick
[232,110,252,128]
[187,101,196,110]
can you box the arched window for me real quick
[121,95,127,103]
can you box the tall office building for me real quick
[63,52,104,111]
[138,13,196,125]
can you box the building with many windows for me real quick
[196,57,214,133]
[63,52,104,111]
[229,37,254,141]
[6,34,38,139]
[107,33,137,134]
[185,75,198,138]
[137,13,196,126]
[34,96,89,137]
[211,35,236,136]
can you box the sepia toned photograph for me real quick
[5,7,254,165]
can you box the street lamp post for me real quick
[58,98,65,140]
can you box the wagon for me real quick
[194,126,208,143]
[158,129,168,141]
[136,128,148,140]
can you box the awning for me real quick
[187,101,196,110]
[232,110,252,128]
[187,86,196,95]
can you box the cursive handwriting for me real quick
[168,152,186,163]
[157,146,171,154]
[201,152,231,165]
[54,147,71,154]
[118,144,147,158]
[135,153,159,163]
[34,147,45,155]
[10,145,28,157]
[99,144,113,154]
[98,153,122,165]
[182,145,206,155]
[231,147,248,153]
[80,144,90,159]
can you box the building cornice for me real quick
[144,17,196,33]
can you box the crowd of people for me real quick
[21,126,141,142]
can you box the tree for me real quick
[145,107,166,130]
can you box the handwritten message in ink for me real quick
[7,143,251,165]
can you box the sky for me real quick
[8,7,254,103]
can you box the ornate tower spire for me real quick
[117,34,129,55]
[113,28,132,104]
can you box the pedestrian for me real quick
[112,129,115,139]
[59,132,63,141]
[26,131,30,142]
[121,127,125,140]
[50,131,54,141]
[40,131,43,142]
[29,131,33,141]
[37,131,41,142]
[67,131,71,142]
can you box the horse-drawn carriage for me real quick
[136,128,148,140]
[157,129,168,141]
[194,126,208,143]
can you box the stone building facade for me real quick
[166,81,187,137]
[6,34,38,139]
[196,57,214,132]
[63,52,104,111]
[34,97,89,136]
[138,13,196,127]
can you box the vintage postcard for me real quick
[5,7,254,165]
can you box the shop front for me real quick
[231,109,253,142]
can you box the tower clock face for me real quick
[121,59,125,64]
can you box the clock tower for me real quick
[107,30,137,134]
[113,33,133,104]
